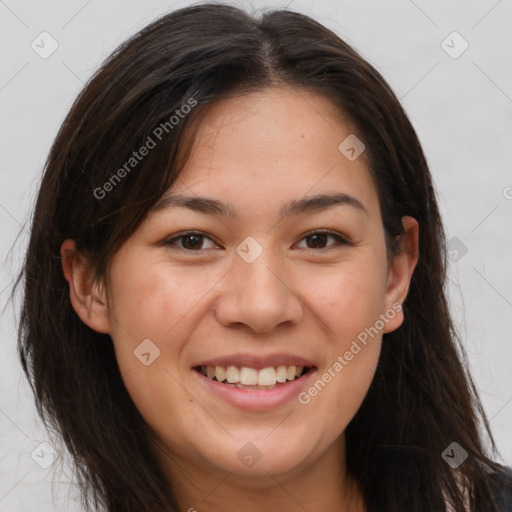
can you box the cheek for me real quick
[300,316,382,444]
[106,268,210,449]
[297,255,385,422]
[105,259,223,428]
[108,259,213,350]
[312,343,381,455]
[305,255,388,340]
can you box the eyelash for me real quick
[163,230,350,254]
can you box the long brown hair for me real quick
[13,3,507,511]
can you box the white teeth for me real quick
[240,367,258,385]
[201,364,306,386]
[215,366,226,382]
[276,365,287,382]
[258,367,276,386]
[226,365,240,383]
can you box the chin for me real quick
[194,429,318,480]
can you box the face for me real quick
[64,86,417,487]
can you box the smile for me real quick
[195,364,309,389]
[193,362,316,411]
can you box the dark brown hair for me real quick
[13,3,508,511]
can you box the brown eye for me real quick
[180,234,204,250]
[165,232,217,251]
[306,233,330,249]
[163,230,349,254]
[297,231,349,251]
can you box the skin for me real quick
[61,86,419,512]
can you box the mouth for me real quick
[193,364,313,390]
[191,354,317,410]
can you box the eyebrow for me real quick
[151,192,368,220]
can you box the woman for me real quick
[14,3,512,511]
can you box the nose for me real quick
[213,244,304,334]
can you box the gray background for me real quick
[1,0,511,510]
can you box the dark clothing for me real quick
[491,465,512,511]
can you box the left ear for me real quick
[382,216,419,333]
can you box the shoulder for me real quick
[489,465,512,511]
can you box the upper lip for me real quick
[193,353,316,370]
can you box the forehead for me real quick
[163,86,380,221]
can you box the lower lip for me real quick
[193,369,316,411]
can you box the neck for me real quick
[152,434,365,512]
